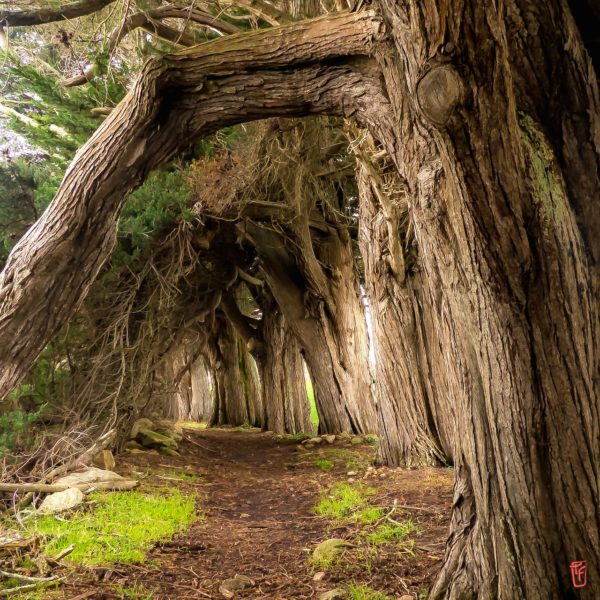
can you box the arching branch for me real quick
[63,6,241,87]
[0,10,392,402]
[0,0,117,27]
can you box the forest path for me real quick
[78,428,452,599]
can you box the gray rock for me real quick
[129,418,154,439]
[219,575,253,598]
[54,467,124,487]
[138,428,178,449]
[322,435,336,444]
[38,488,84,514]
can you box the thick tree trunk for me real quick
[259,298,313,435]
[356,159,452,466]
[373,1,600,597]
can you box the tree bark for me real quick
[356,159,452,466]
[259,296,313,435]
[373,1,599,597]
[189,357,214,422]
[0,11,387,404]
[0,0,116,27]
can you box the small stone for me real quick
[308,437,323,445]
[305,443,315,450]
[296,444,309,453]
[219,575,253,598]
[313,571,326,582]
[350,436,364,445]
[398,596,415,600]
[138,428,178,449]
[38,488,84,514]
[322,435,336,444]
[318,589,346,600]
[92,450,116,471]
[347,471,357,476]
[129,418,154,439]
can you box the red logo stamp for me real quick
[570,561,587,588]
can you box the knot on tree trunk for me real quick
[416,65,463,127]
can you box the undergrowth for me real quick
[314,482,376,521]
[30,487,198,565]
[347,583,393,600]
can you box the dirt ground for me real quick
[53,428,453,599]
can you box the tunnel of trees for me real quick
[0,0,598,599]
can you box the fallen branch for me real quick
[0,571,57,584]
[0,480,138,494]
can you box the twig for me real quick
[0,571,57,584]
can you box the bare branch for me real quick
[0,0,117,27]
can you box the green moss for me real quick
[314,483,375,521]
[519,114,567,229]
[31,488,198,565]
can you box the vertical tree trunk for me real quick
[241,221,377,434]
[259,298,314,434]
[189,357,213,421]
[356,159,452,466]
[374,1,600,597]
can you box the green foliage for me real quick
[31,488,198,565]
[314,458,334,471]
[0,405,45,458]
[354,506,384,525]
[306,376,319,428]
[347,583,392,600]
[314,483,375,521]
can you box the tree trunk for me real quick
[189,357,213,421]
[374,1,600,597]
[259,297,313,435]
[241,221,377,434]
[356,158,452,466]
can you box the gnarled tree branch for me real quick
[0,0,116,27]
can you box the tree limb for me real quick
[0,0,116,27]
[0,480,138,493]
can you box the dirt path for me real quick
[67,428,453,599]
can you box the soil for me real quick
[44,427,454,599]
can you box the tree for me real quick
[0,2,598,599]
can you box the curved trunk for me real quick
[189,357,213,422]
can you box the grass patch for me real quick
[314,482,375,521]
[347,583,392,599]
[314,458,334,471]
[31,487,197,565]
[354,506,384,525]
[177,420,207,431]
[114,582,158,599]
[366,518,418,545]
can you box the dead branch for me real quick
[0,0,116,27]
[0,480,138,493]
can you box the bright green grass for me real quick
[306,376,319,428]
[31,488,197,565]
[314,482,376,521]
[314,458,334,471]
[366,519,418,548]
[114,582,158,599]
[177,420,207,431]
[354,506,384,525]
[347,583,393,600]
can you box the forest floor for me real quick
[13,427,454,599]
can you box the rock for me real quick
[305,443,315,450]
[160,447,180,457]
[126,448,146,455]
[155,418,184,435]
[337,432,351,440]
[54,467,123,487]
[219,575,253,598]
[92,450,116,471]
[322,435,336,444]
[138,428,178,450]
[350,436,364,445]
[308,437,323,445]
[347,471,357,476]
[296,444,309,453]
[38,488,84,514]
[398,596,414,600]
[318,589,346,600]
[157,428,183,443]
[124,440,144,451]
[313,571,326,582]
[129,418,154,439]
[312,539,351,565]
